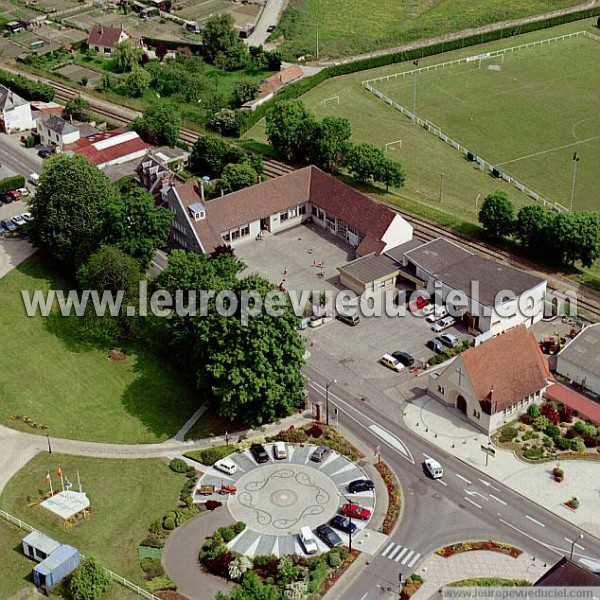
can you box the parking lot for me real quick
[235,225,472,387]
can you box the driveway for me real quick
[246,0,288,47]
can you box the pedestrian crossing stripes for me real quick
[380,542,421,566]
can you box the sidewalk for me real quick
[412,550,549,599]
[403,393,600,537]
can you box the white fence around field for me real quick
[0,509,159,600]
[361,30,600,212]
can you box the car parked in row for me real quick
[310,446,329,463]
[426,306,448,322]
[12,215,26,227]
[273,441,287,460]
[0,193,13,204]
[214,458,237,476]
[38,148,52,159]
[432,316,456,332]
[22,212,33,222]
[380,354,404,372]
[299,526,319,555]
[340,503,371,520]
[330,515,357,534]
[391,351,414,367]
[439,333,459,348]
[16,187,29,197]
[250,443,269,464]
[316,524,342,548]
[0,219,16,232]
[426,337,446,354]
[348,479,375,493]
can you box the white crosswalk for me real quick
[380,542,421,567]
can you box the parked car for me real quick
[330,515,357,534]
[391,351,414,367]
[432,316,456,332]
[12,215,26,227]
[426,306,448,322]
[426,338,445,354]
[0,224,6,235]
[16,188,29,197]
[348,479,375,494]
[1,219,17,231]
[421,304,435,317]
[250,443,269,464]
[340,503,371,520]
[336,310,360,326]
[273,441,287,460]
[299,526,319,554]
[310,446,330,463]
[439,333,459,348]
[424,458,444,479]
[29,173,40,185]
[38,148,52,159]
[316,524,343,548]
[214,458,237,476]
[7,190,20,201]
[21,212,33,222]
[266,24,276,32]
[0,193,13,204]
[408,294,430,312]
[380,354,404,372]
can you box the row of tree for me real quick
[265,100,406,190]
[478,191,600,268]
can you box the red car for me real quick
[340,503,371,520]
[408,295,430,312]
[7,190,20,201]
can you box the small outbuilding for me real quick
[33,544,81,591]
[22,530,61,562]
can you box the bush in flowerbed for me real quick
[436,541,522,558]
[565,497,579,510]
[141,534,164,549]
[401,574,424,599]
[146,575,177,593]
[552,466,564,481]
[169,458,188,473]
[520,414,534,426]
[559,405,574,424]
[269,426,309,444]
[533,416,551,432]
[499,426,518,443]
[140,557,165,579]
[186,445,235,466]
[555,437,571,451]
[528,404,540,418]
[544,424,561,439]
[540,403,560,425]
[523,446,545,460]
[570,438,586,453]
[252,554,279,579]
[306,423,324,438]
[375,461,402,534]
[206,552,237,578]
[206,499,223,511]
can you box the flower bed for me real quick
[375,460,402,535]
[448,578,530,587]
[435,541,522,558]
[401,574,424,599]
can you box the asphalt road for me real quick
[305,364,600,599]
[0,136,42,179]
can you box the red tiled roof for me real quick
[87,25,126,49]
[259,65,303,94]
[545,383,600,425]
[170,166,398,254]
[461,325,552,413]
[65,129,148,166]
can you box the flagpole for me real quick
[46,472,53,496]
[77,470,82,493]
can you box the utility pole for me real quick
[316,18,319,60]
[439,173,445,203]
[325,379,337,426]
[412,60,419,123]
[569,152,579,211]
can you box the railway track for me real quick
[33,76,600,319]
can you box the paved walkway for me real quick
[412,550,550,599]
[404,393,600,537]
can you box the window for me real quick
[437,385,444,395]
[289,208,297,218]
[472,410,481,419]
[311,206,318,216]
[299,205,307,215]
[317,209,324,220]
[240,224,250,237]
[348,226,358,235]
[223,232,231,242]
[231,230,240,241]
[326,215,335,225]
[280,211,289,222]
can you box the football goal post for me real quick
[321,95,340,107]
[385,139,403,152]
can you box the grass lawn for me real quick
[274,0,583,58]
[0,454,183,586]
[0,254,202,443]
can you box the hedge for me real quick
[0,175,25,194]
[239,6,600,134]
[0,69,55,102]
[185,445,234,466]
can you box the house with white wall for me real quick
[0,84,33,133]
[39,115,81,149]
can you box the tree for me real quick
[266,100,316,163]
[219,162,258,193]
[77,245,141,296]
[231,81,259,108]
[103,188,172,269]
[191,134,247,178]
[216,568,280,600]
[345,142,386,183]
[65,95,91,122]
[515,204,554,254]
[550,211,600,268]
[308,116,352,174]
[202,14,246,65]
[28,155,113,269]
[376,157,406,191]
[122,66,151,98]
[209,108,245,137]
[478,191,515,239]
[112,39,143,73]
[69,557,111,600]
[134,102,180,146]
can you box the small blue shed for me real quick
[33,544,81,591]
[22,530,61,562]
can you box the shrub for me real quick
[206,500,223,511]
[232,521,246,534]
[69,557,111,600]
[584,435,600,448]
[205,551,235,578]
[527,404,540,418]
[520,414,534,425]
[186,445,233,466]
[540,403,560,425]
[552,466,564,478]
[554,437,571,451]
[523,446,544,460]
[199,537,227,562]
[140,557,164,579]
[570,438,586,453]
[306,424,324,438]
[162,517,176,531]
[149,520,163,535]
[217,526,236,543]
[272,427,309,444]
[544,424,561,439]
[574,420,587,434]
[327,552,342,568]
[565,427,578,439]
[499,426,518,443]
[146,575,177,593]
[533,416,551,432]
[542,436,553,448]
[307,561,328,594]
[253,555,279,579]
[169,458,188,473]
[186,466,197,477]
[559,405,574,423]
[141,535,164,549]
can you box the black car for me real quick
[336,311,360,326]
[348,479,375,494]
[266,25,276,33]
[391,351,414,367]
[316,524,342,548]
[329,515,357,534]
[0,193,13,204]
[1,219,17,232]
[427,338,445,354]
[250,443,269,464]
[38,149,52,159]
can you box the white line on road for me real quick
[564,537,585,551]
[464,497,482,509]
[407,552,421,567]
[381,542,395,557]
[498,519,562,557]
[359,593,368,600]
[489,494,507,506]
[478,478,501,492]
[388,546,402,560]
[368,424,414,462]
[422,453,431,459]
[456,474,472,485]
[437,479,448,486]
[526,515,546,528]
[395,548,409,562]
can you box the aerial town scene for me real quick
[0,0,599,598]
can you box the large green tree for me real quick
[122,66,151,98]
[515,204,554,254]
[191,134,248,178]
[219,162,258,193]
[133,102,180,146]
[69,557,112,600]
[376,157,406,191]
[112,39,143,73]
[65,95,90,122]
[551,211,600,268]
[201,14,246,66]
[478,191,515,239]
[29,155,113,268]
[77,245,141,295]
[266,100,316,163]
[345,142,386,183]
[103,188,172,269]
[231,81,259,108]
[308,116,352,174]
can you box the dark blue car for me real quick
[329,515,357,534]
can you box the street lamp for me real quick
[325,379,337,426]
[412,60,419,123]
[569,533,584,559]
[569,152,579,212]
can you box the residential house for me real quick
[427,325,553,434]
[0,84,33,132]
[87,25,142,55]
[534,557,600,586]
[259,65,303,96]
[39,115,80,149]
[164,165,413,255]
[136,151,186,204]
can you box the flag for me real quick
[56,465,62,477]
[44,471,51,484]
[65,479,72,490]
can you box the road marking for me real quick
[437,479,448,486]
[489,494,507,506]
[359,593,368,600]
[456,474,472,485]
[395,548,409,562]
[526,515,546,528]
[368,424,414,463]
[564,537,585,551]
[465,489,488,501]
[407,552,421,567]
[381,542,395,557]
[464,497,482,509]
[498,519,562,557]
[400,549,414,563]
[478,478,501,492]
[422,453,431,459]
[388,546,402,560]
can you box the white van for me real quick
[273,442,287,460]
[214,458,237,476]
[29,172,40,186]
[299,526,318,554]
[424,458,443,479]
[380,354,404,372]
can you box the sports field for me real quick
[370,32,600,211]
